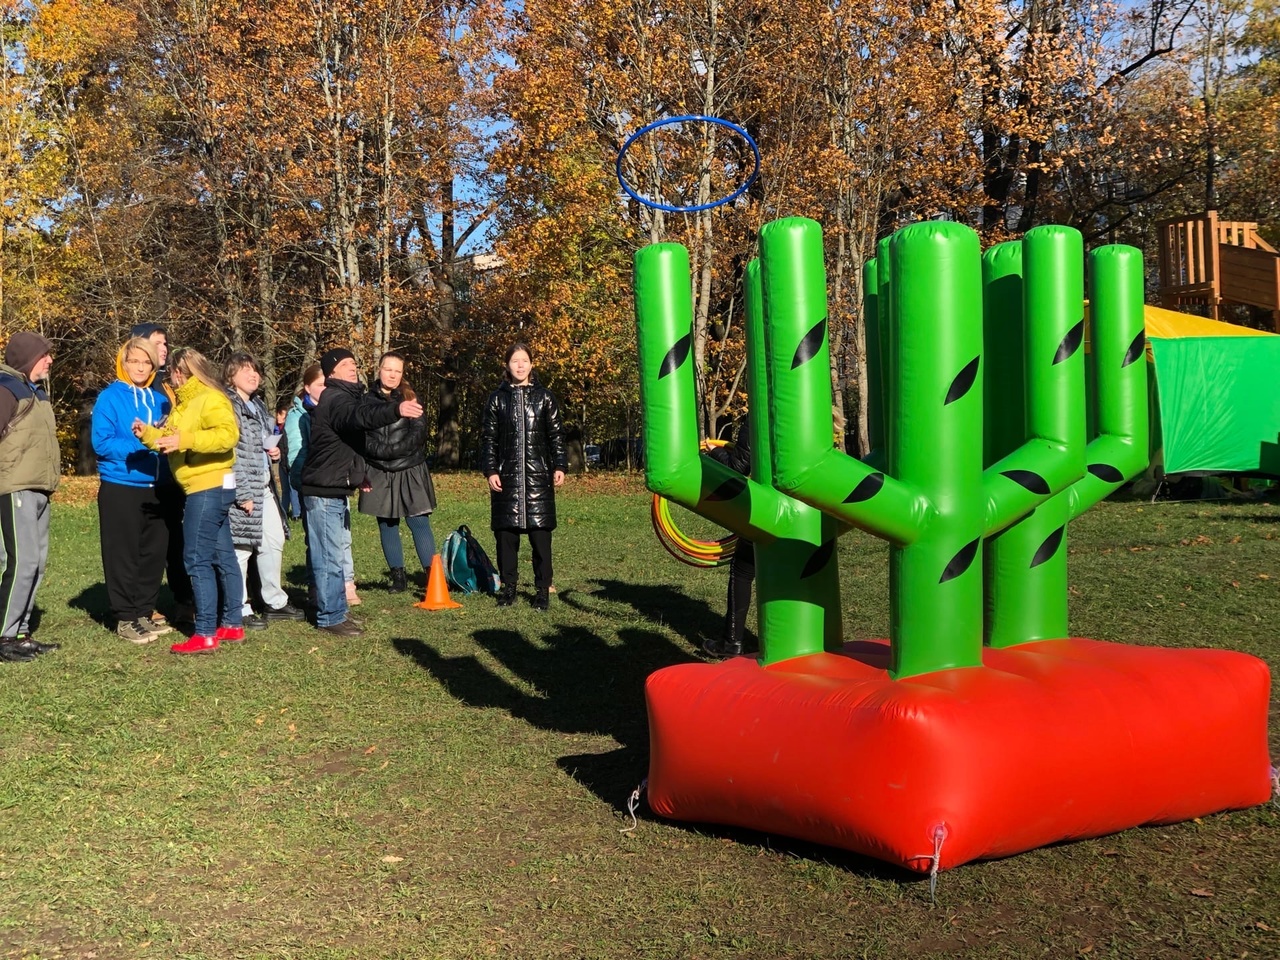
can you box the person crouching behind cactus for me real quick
[135,348,244,654]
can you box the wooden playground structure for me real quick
[1157,211,1280,330]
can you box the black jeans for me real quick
[98,481,168,624]
[495,528,553,592]
[724,539,756,646]
[155,481,194,605]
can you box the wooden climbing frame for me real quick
[1156,211,1280,330]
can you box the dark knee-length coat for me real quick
[478,381,566,531]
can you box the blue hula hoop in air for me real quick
[616,115,761,214]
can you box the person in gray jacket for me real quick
[0,332,62,661]
[224,353,304,630]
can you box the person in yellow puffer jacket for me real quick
[135,348,245,654]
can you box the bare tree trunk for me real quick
[432,181,462,467]
[375,11,395,359]
[691,0,719,441]
[255,198,278,408]
[319,3,365,354]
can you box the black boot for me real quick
[496,584,516,607]
[532,588,549,611]
[702,636,743,658]
[388,567,408,593]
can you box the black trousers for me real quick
[495,528,553,592]
[156,481,193,605]
[724,539,756,646]
[98,481,169,623]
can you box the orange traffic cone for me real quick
[416,554,462,610]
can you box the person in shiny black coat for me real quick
[478,342,567,610]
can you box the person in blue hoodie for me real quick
[129,321,194,628]
[91,337,174,644]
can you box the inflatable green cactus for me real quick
[638,215,1271,874]
[635,216,1148,677]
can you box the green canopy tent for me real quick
[1143,307,1280,477]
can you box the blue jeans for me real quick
[304,495,349,627]
[300,498,354,589]
[182,487,243,636]
[377,514,436,570]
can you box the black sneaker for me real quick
[244,613,269,631]
[18,633,59,653]
[387,567,408,593]
[496,586,516,607]
[531,589,549,612]
[264,603,306,622]
[0,637,38,662]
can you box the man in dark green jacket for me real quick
[0,332,62,662]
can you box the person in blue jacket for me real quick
[91,337,174,644]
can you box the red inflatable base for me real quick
[646,639,1272,872]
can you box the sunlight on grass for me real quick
[0,474,1277,958]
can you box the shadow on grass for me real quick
[557,578,723,650]
[392,612,913,883]
[394,623,692,808]
[68,582,110,626]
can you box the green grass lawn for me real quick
[2,474,1278,959]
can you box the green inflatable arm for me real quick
[983,243,1149,645]
[635,243,843,663]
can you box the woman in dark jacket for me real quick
[359,352,437,592]
[478,342,566,610]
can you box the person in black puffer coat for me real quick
[478,342,566,611]
[358,352,437,593]
[300,347,423,635]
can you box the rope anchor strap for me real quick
[911,824,948,905]
[620,778,648,834]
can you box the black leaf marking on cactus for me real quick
[658,334,691,380]
[1122,330,1146,367]
[939,538,980,583]
[791,319,827,369]
[1030,526,1065,567]
[843,472,885,503]
[703,476,747,502]
[1087,463,1124,484]
[800,540,835,579]
[1001,469,1050,495]
[944,356,980,405]
[1053,321,1084,364]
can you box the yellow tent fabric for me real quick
[1143,304,1274,340]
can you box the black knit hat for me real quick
[129,322,167,340]
[321,348,356,378]
[4,332,52,377]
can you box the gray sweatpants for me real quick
[0,490,51,638]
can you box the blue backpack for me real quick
[442,524,500,595]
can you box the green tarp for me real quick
[1150,335,1280,475]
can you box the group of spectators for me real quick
[0,329,568,661]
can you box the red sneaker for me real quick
[215,626,246,643]
[170,635,219,655]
